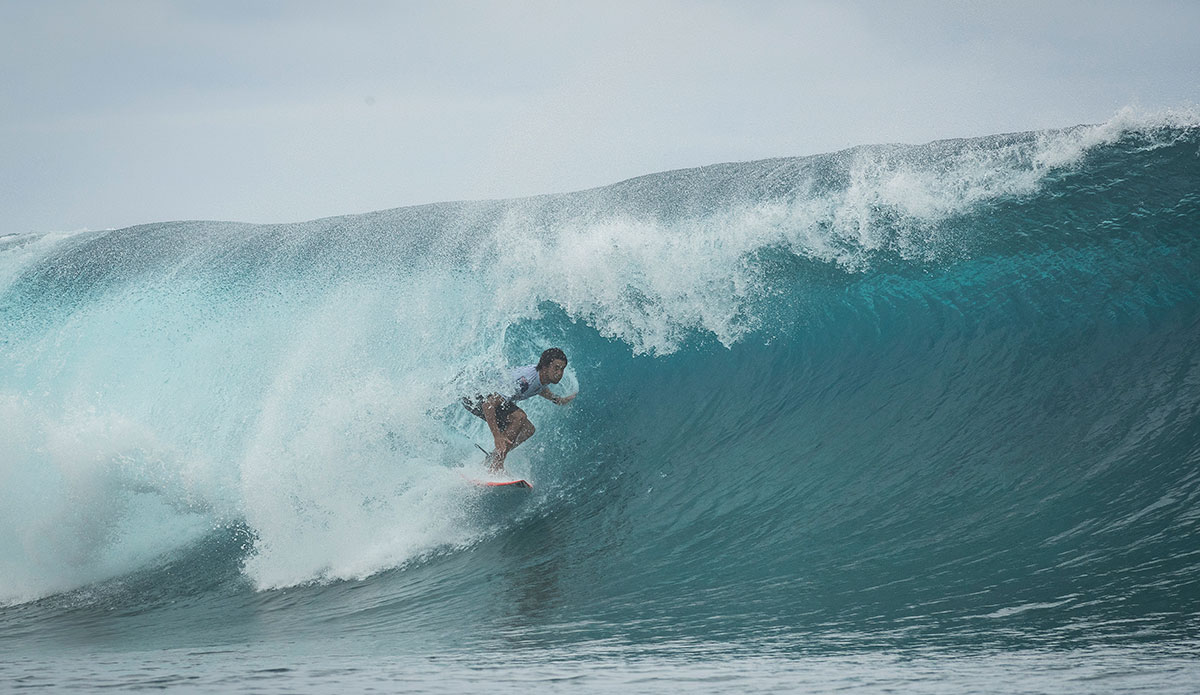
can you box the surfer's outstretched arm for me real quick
[539,389,576,405]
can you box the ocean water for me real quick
[2,110,1199,692]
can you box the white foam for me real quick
[474,107,1198,355]
[0,393,215,605]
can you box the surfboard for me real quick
[458,471,532,490]
[465,477,532,490]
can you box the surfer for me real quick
[462,347,576,471]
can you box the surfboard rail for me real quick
[474,479,531,489]
[459,474,532,490]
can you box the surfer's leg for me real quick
[488,408,530,471]
[490,420,533,473]
[510,420,535,450]
[503,409,535,450]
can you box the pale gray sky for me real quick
[2,0,1198,234]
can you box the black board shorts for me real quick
[462,395,520,431]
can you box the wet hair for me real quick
[537,347,568,370]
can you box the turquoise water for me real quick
[2,112,1199,691]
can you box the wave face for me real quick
[2,111,1199,657]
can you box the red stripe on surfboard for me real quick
[476,479,531,489]
[459,473,532,489]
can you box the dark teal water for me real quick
[2,115,1199,691]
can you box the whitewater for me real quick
[2,110,1199,692]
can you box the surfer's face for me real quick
[541,359,567,384]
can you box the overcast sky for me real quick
[2,0,1197,234]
